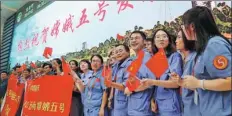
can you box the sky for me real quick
[9,1,231,68]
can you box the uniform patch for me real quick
[213,55,228,70]
[96,78,100,82]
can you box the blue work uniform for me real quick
[128,49,156,116]
[181,51,201,116]
[109,62,119,116]
[113,57,133,116]
[82,67,108,116]
[154,52,183,116]
[194,36,231,116]
[80,70,93,105]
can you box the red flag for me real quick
[126,74,141,92]
[117,33,124,40]
[19,63,27,72]
[102,65,112,78]
[1,74,25,116]
[102,65,112,87]
[125,50,144,91]
[22,75,73,116]
[146,48,169,78]
[126,50,144,76]
[61,57,71,75]
[43,47,53,59]
[30,62,37,69]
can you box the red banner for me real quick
[1,74,25,116]
[21,75,74,116]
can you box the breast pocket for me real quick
[156,87,176,112]
[91,81,102,100]
[131,91,144,99]
[116,91,127,101]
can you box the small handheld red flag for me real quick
[102,65,112,87]
[61,56,71,75]
[126,50,144,91]
[146,48,169,78]
[30,62,37,69]
[117,33,124,40]
[126,74,141,92]
[19,63,27,72]
[126,50,144,76]
[43,47,53,59]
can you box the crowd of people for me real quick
[0,6,231,116]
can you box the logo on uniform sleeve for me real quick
[213,55,228,70]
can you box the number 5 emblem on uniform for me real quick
[213,55,228,70]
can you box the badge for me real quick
[213,55,228,70]
[96,78,100,82]
[87,90,92,99]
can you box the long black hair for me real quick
[53,58,63,71]
[180,29,196,51]
[69,60,79,72]
[152,29,176,57]
[182,6,230,55]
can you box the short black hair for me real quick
[115,44,130,53]
[80,59,92,72]
[145,38,153,42]
[90,54,104,64]
[23,68,31,73]
[152,29,176,57]
[42,62,52,68]
[1,71,8,75]
[13,65,21,71]
[130,31,147,40]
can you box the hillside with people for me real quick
[61,2,231,64]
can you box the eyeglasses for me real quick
[92,60,101,63]
[44,67,50,69]
[129,36,142,41]
[155,34,168,40]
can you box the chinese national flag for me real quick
[19,63,27,72]
[126,74,141,92]
[61,57,71,75]
[102,65,112,86]
[117,33,124,40]
[125,50,144,91]
[43,47,53,59]
[30,62,37,69]
[1,74,25,116]
[102,65,112,78]
[22,75,74,116]
[126,50,144,76]
[146,48,169,78]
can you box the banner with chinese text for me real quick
[9,1,231,68]
[1,75,25,116]
[21,75,74,116]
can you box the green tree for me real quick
[104,39,110,47]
